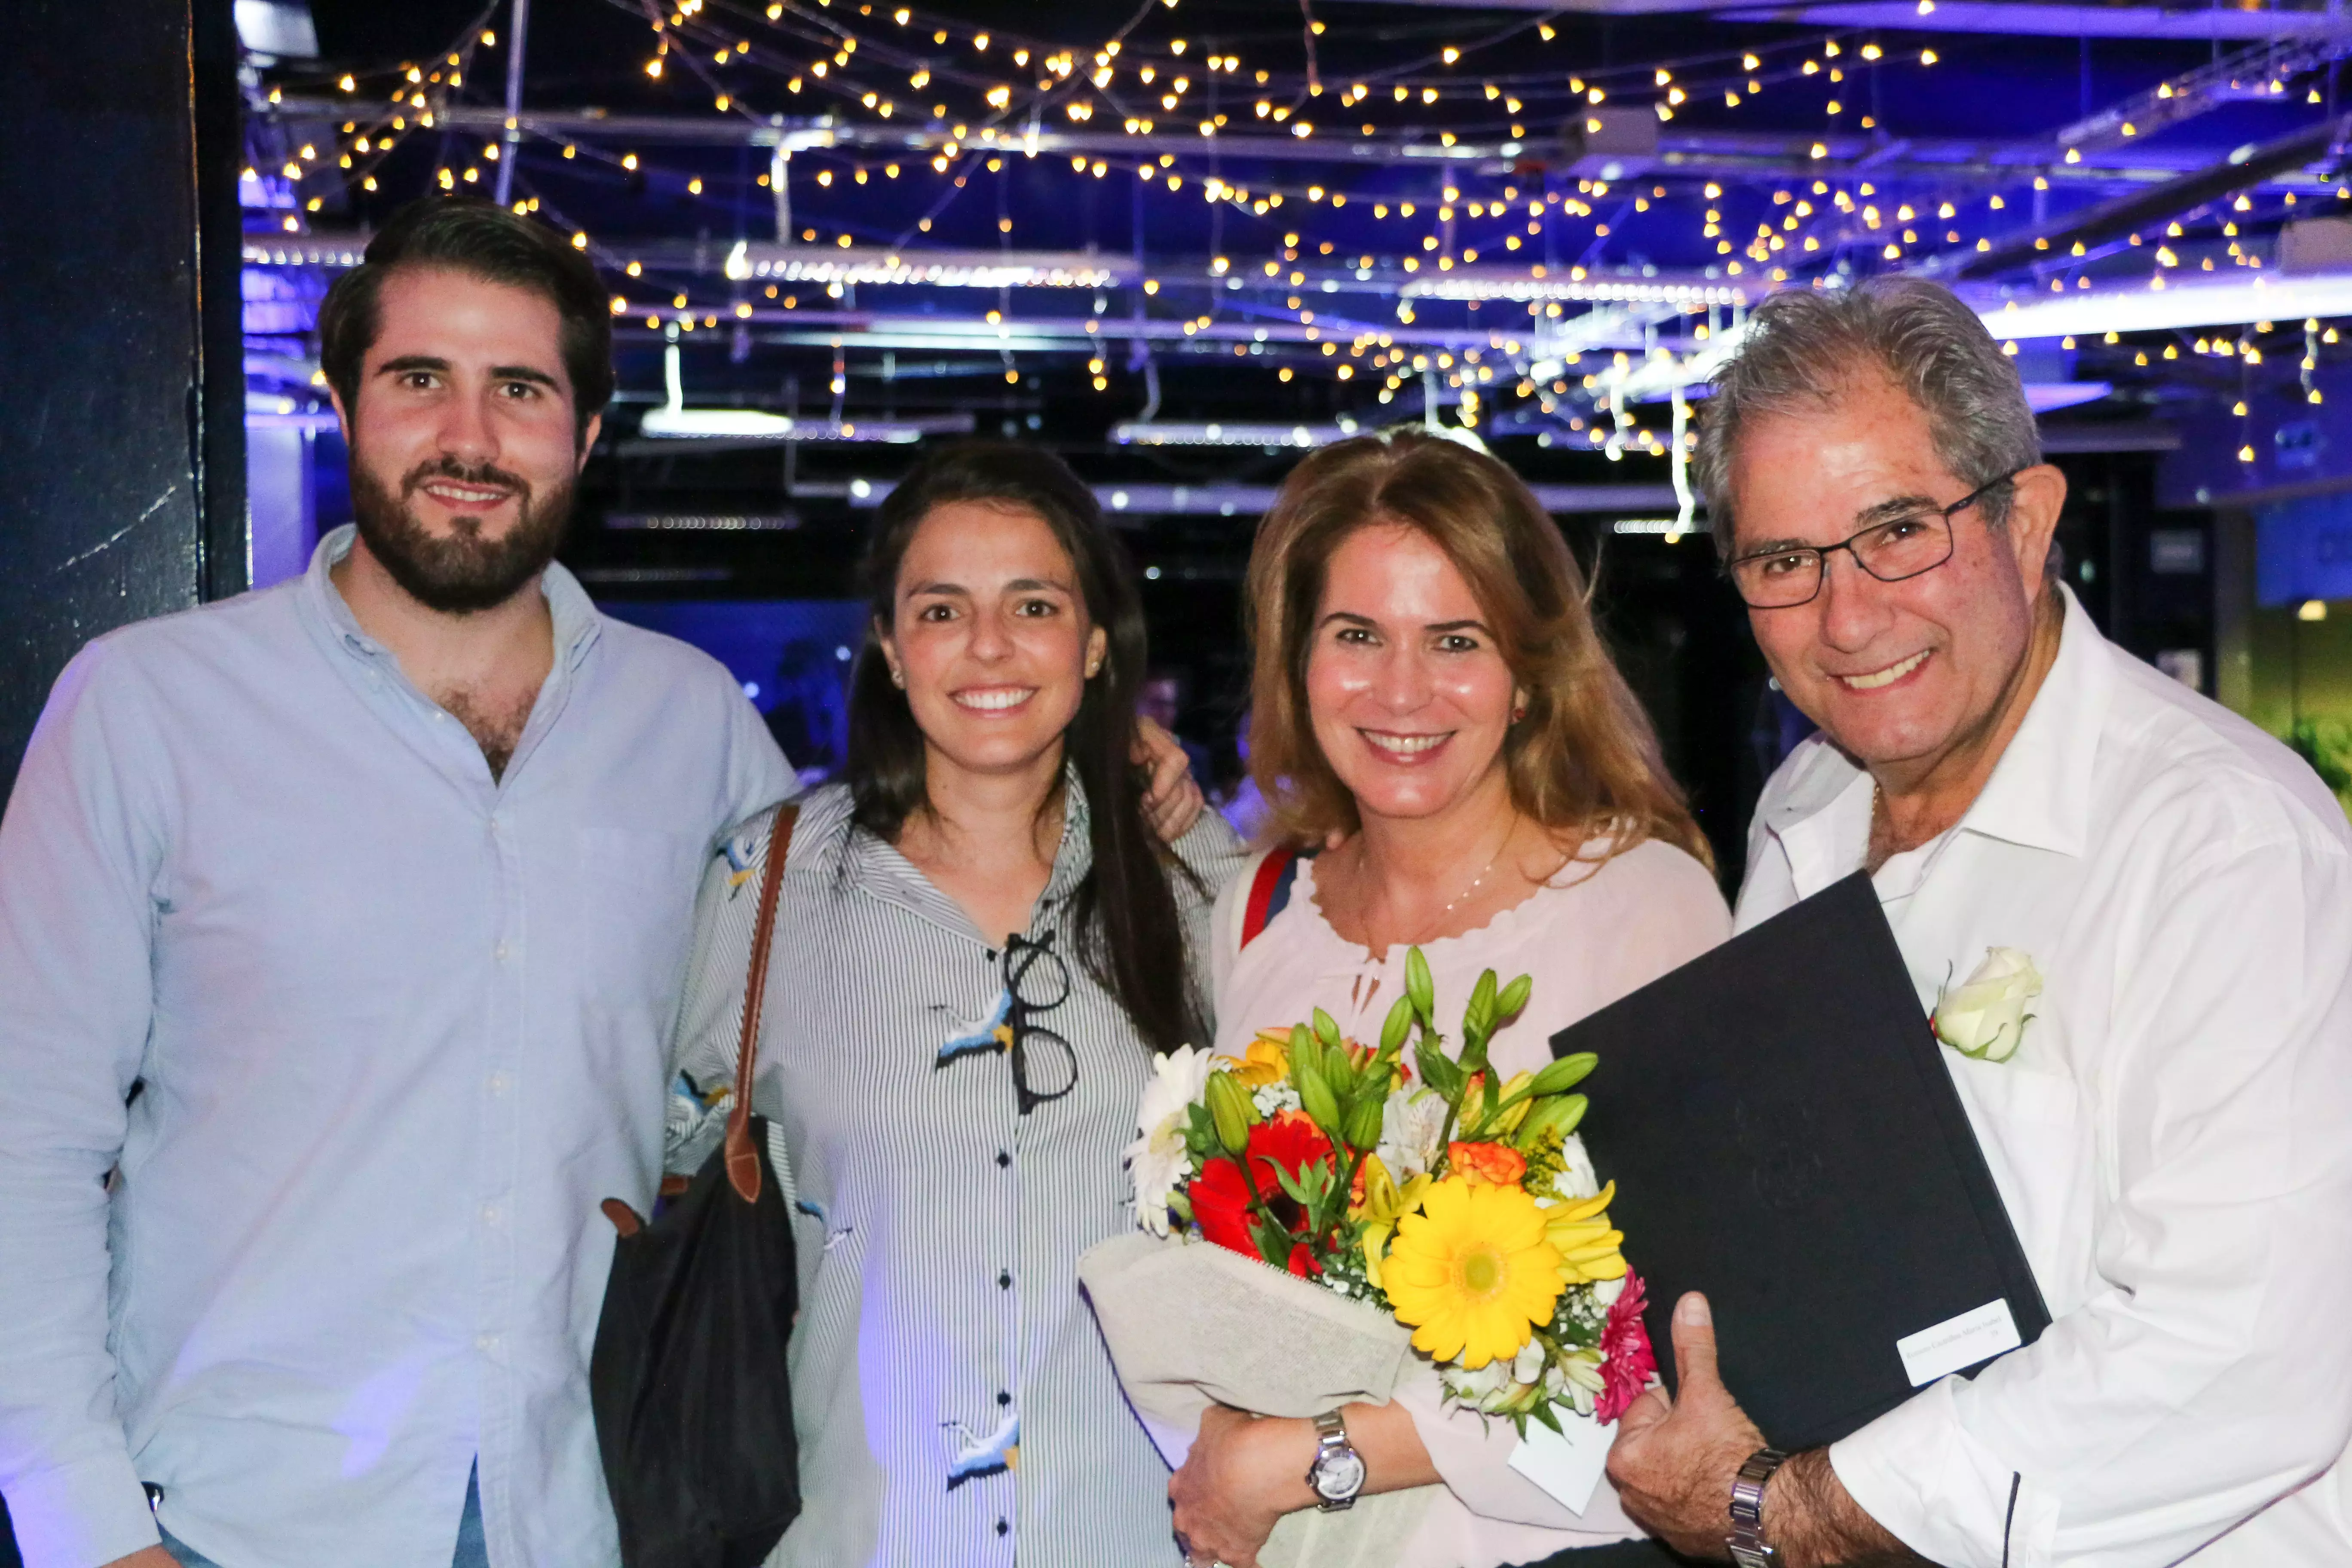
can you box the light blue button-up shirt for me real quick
[0,526,794,1568]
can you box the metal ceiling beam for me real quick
[1953,113,2352,278]
[613,309,1509,351]
[247,230,1745,320]
[263,100,2328,190]
[2053,32,2352,156]
[1330,0,2352,39]
[1712,2,2352,39]
[779,477,1686,515]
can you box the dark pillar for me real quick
[0,0,246,800]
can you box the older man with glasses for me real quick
[1603,276,2352,1568]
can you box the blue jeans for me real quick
[159,1463,487,1568]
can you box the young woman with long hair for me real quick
[1170,429,1731,1568]
[664,442,1241,1568]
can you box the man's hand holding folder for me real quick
[1608,1294,1915,1567]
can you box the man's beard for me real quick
[349,453,575,614]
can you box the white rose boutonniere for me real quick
[1932,947,2043,1063]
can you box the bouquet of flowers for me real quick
[1080,952,1655,1565]
[1124,948,1655,1438]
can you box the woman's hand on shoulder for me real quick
[1135,717,1207,843]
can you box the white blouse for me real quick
[1211,836,1732,1568]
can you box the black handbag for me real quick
[591,805,802,1568]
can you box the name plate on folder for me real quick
[1556,872,2050,1452]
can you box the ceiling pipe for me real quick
[1331,0,2352,39]
[1952,114,2352,280]
[492,0,530,208]
[263,100,2326,190]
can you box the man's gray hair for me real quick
[1695,276,2041,558]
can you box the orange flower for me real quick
[1448,1140,1526,1188]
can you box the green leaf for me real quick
[1528,1400,1565,1436]
[1184,1102,1219,1158]
[1250,1216,1294,1271]
[1415,1039,1464,1101]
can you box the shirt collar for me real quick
[846,761,1097,940]
[1944,584,2108,858]
[301,523,604,673]
[1765,583,2111,883]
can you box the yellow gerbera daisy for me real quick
[1381,1175,1565,1369]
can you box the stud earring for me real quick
[890,668,906,689]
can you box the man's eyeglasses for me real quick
[1724,469,2024,610]
[999,932,1077,1116]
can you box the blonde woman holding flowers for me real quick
[1170,431,1731,1568]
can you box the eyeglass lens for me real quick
[1731,511,1955,608]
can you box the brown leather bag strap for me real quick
[723,803,798,1203]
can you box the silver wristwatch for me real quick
[1727,1446,1790,1568]
[1305,1409,1368,1512]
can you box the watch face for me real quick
[1312,1446,1367,1500]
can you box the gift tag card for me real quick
[1896,1298,2020,1387]
[1507,1407,1613,1516]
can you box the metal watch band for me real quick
[1727,1446,1790,1568]
[1309,1409,1363,1512]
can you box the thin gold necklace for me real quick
[1378,826,1514,946]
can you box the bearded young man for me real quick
[0,200,797,1568]
[1605,278,2352,1568]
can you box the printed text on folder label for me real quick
[1896,1298,2021,1387]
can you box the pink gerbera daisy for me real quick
[1596,1271,1658,1424]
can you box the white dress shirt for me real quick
[0,527,794,1568]
[1736,587,2352,1568]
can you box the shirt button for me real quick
[476,1334,499,1351]
[494,941,513,962]
[481,1203,502,1225]
[995,1519,1009,1537]
[487,1072,512,1096]
[995,1151,1011,1168]
[997,1271,1011,1289]
[996,1390,1011,1406]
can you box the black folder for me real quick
[1554,871,2050,1451]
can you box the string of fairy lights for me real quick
[243,0,2352,463]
